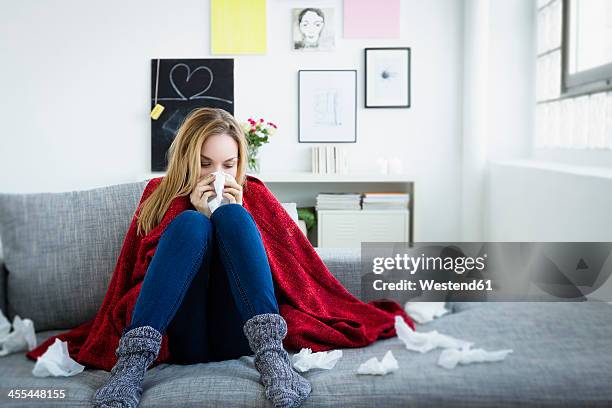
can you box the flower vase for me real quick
[247,146,261,174]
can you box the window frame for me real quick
[561,0,612,97]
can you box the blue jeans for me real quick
[124,204,280,364]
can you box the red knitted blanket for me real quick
[26,175,414,371]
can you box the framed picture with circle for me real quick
[365,47,411,108]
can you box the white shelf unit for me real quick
[250,171,415,183]
[256,173,415,248]
[145,171,415,247]
[146,171,414,183]
[317,209,410,248]
[147,171,414,183]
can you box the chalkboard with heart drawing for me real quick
[150,58,234,172]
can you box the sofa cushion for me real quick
[280,202,298,224]
[0,181,148,331]
[313,247,361,299]
[1,302,611,406]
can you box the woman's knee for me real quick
[210,204,252,230]
[164,210,213,245]
[210,203,261,239]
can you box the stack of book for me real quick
[362,192,410,210]
[315,192,362,211]
[312,145,347,174]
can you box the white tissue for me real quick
[207,171,231,214]
[292,348,343,372]
[404,301,449,324]
[394,315,473,353]
[32,338,85,377]
[356,350,399,375]
[393,316,513,369]
[0,312,37,356]
[438,345,513,369]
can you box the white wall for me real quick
[460,0,489,241]
[487,160,612,241]
[485,0,534,163]
[0,0,465,242]
[487,161,612,302]
[462,0,536,241]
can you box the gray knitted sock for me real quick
[92,325,162,408]
[243,313,312,408]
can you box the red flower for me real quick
[268,122,277,128]
[259,118,264,122]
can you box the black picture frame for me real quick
[150,58,234,171]
[298,69,358,143]
[365,47,411,108]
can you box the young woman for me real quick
[92,107,311,408]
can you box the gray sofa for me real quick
[0,180,611,407]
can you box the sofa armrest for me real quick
[314,247,361,300]
[0,259,6,316]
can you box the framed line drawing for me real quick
[365,47,411,108]
[298,70,357,143]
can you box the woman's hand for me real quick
[190,174,216,218]
[222,174,243,205]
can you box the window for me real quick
[563,0,612,96]
[535,0,612,150]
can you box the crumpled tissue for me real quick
[292,348,343,372]
[356,350,399,376]
[394,316,513,369]
[32,338,85,377]
[438,345,513,369]
[394,316,473,353]
[207,171,231,214]
[404,301,449,324]
[0,309,37,356]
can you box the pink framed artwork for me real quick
[343,0,400,38]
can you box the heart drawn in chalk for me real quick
[169,63,214,101]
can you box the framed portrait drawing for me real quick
[298,70,357,143]
[292,8,335,51]
[365,47,411,108]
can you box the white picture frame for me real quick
[298,70,357,143]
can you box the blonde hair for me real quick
[136,107,248,237]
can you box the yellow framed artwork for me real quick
[211,0,267,54]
